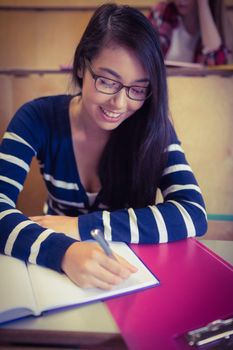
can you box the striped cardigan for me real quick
[0,95,207,271]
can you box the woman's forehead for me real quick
[91,45,149,82]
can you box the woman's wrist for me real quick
[67,217,81,241]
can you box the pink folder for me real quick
[106,238,233,350]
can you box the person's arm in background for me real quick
[196,0,228,65]
[197,0,221,52]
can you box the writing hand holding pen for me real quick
[90,228,117,260]
[61,229,137,290]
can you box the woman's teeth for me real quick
[101,107,122,119]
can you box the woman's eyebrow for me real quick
[98,66,150,83]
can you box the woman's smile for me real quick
[99,106,124,122]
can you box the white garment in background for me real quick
[166,17,199,62]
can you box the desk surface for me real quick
[1,239,233,350]
[106,239,233,350]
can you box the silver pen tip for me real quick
[90,229,102,237]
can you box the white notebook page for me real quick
[28,242,159,313]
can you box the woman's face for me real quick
[174,0,197,16]
[78,44,150,132]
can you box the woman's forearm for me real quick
[197,0,222,52]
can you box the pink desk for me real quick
[106,238,233,350]
[0,238,232,349]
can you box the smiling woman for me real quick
[0,3,207,290]
[75,45,148,131]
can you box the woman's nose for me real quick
[110,88,128,109]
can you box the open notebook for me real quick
[0,242,159,324]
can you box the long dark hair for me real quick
[72,4,171,209]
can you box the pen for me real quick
[90,228,116,260]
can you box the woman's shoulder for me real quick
[6,94,74,139]
[5,95,75,156]
[12,94,73,126]
[22,94,73,113]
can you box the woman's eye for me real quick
[99,78,116,87]
[131,87,147,95]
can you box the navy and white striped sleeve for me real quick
[0,101,77,271]
[78,139,208,243]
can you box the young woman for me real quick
[148,0,229,65]
[0,4,207,289]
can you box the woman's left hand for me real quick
[29,215,80,240]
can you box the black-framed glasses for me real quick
[85,60,152,101]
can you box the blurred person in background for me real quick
[148,0,231,65]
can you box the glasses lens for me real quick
[128,86,150,101]
[96,77,121,94]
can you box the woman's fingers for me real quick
[98,253,137,279]
[29,218,137,290]
[61,242,137,289]
[77,250,128,285]
[86,265,123,289]
[115,253,138,273]
[78,275,119,290]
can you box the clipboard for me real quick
[175,317,233,349]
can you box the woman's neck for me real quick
[69,95,110,194]
[70,95,110,145]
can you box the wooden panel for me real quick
[0,11,92,69]
[0,4,154,70]
[0,0,156,6]
[168,75,233,216]
[0,76,13,139]
[0,74,71,134]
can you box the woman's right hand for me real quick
[61,241,138,290]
